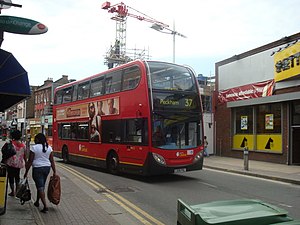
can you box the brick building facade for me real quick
[214,32,300,165]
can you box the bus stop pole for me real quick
[244,146,249,171]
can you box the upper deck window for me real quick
[90,77,104,97]
[105,71,122,94]
[148,62,195,91]
[62,87,73,103]
[77,81,90,100]
[122,66,141,91]
[55,90,63,105]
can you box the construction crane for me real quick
[102,1,173,68]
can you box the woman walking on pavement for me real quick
[24,133,56,213]
[4,130,27,196]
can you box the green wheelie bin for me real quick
[0,163,8,215]
[270,220,300,225]
[177,199,294,225]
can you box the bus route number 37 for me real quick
[185,98,193,107]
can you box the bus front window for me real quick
[152,114,199,149]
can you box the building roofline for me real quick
[216,32,300,67]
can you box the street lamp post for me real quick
[150,22,186,63]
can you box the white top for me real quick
[31,144,52,168]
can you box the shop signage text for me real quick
[218,79,274,103]
[274,42,300,82]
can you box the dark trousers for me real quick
[7,166,21,191]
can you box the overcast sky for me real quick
[1,0,299,85]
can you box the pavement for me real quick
[0,141,300,224]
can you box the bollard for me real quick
[0,164,8,215]
[243,147,249,171]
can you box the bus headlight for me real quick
[193,151,202,163]
[152,153,166,165]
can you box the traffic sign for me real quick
[0,15,48,35]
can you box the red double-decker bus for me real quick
[52,60,204,175]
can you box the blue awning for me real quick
[0,49,30,111]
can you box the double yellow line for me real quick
[58,164,165,225]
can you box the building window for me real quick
[235,107,253,134]
[292,100,300,125]
[256,103,281,134]
[232,103,282,152]
[201,95,212,113]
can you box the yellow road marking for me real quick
[104,193,152,225]
[58,163,165,225]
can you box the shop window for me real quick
[256,103,281,134]
[201,95,212,113]
[292,100,300,125]
[234,107,253,134]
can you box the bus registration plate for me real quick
[174,168,186,173]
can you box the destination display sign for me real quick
[153,93,200,111]
[0,15,48,35]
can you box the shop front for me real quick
[215,32,300,165]
[41,115,53,146]
[28,119,41,143]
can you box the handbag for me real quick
[47,174,61,205]
[1,141,16,163]
[16,178,31,205]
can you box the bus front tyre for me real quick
[107,152,119,175]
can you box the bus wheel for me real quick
[107,152,119,175]
[62,146,69,164]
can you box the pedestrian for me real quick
[4,130,27,196]
[24,133,56,213]
[204,136,209,157]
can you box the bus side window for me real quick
[102,120,122,143]
[91,78,104,97]
[70,123,77,140]
[77,122,89,141]
[62,87,72,103]
[58,123,62,139]
[55,90,63,105]
[123,118,148,145]
[78,81,90,100]
[61,123,71,139]
[123,66,141,91]
[105,71,122,94]
[72,85,78,101]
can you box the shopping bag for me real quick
[1,141,16,163]
[47,174,61,205]
[16,178,31,205]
